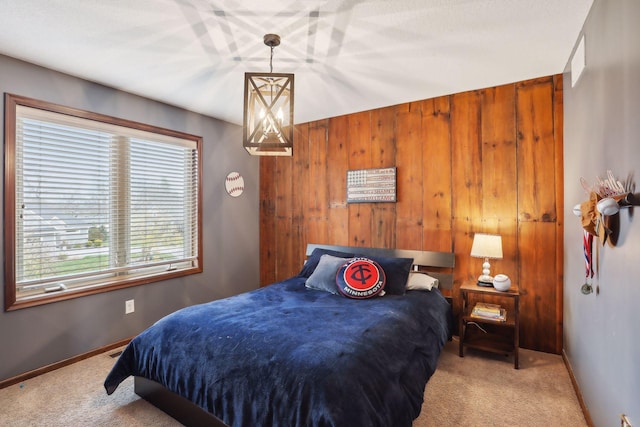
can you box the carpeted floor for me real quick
[0,338,587,426]
[417,339,587,426]
[0,348,180,427]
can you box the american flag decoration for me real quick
[346,167,397,203]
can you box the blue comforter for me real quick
[104,276,452,427]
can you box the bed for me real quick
[104,244,455,427]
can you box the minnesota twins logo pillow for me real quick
[336,257,386,299]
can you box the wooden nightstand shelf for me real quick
[458,281,520,369]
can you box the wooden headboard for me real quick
[305,244,455,292]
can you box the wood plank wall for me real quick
[260,75,564,354]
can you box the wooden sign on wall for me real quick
[346,167,397,203]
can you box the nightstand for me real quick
[458,281,520,369]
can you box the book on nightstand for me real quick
[471,302,507,322]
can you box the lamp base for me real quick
[477,274,494,287]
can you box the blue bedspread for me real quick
[104,276,452,427]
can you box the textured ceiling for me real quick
[0,0,593,125]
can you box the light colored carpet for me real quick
[0,348,180,427]
[0,339,586,426]
[418,339,587,426]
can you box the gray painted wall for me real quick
[563,1,640,425]
[0,54,261,382]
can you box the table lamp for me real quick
[470,233,503,286]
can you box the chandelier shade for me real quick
[243,72,294,156]
[243,34,294,156]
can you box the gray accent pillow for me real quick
[305,254,351,295]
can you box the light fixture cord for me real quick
[269,45,274,73]
[268,45,275,120]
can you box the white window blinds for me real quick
[11,103,200,302]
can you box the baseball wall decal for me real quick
[225,171,244,197]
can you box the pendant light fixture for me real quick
[243,34,294,156]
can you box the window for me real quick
[4,94,202,310]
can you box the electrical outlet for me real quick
[125,299,135,314]
[621,414,632,427]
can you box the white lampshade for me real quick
[470,233,503,259]
[470,233,503,285]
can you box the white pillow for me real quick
[406,271,439,291]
